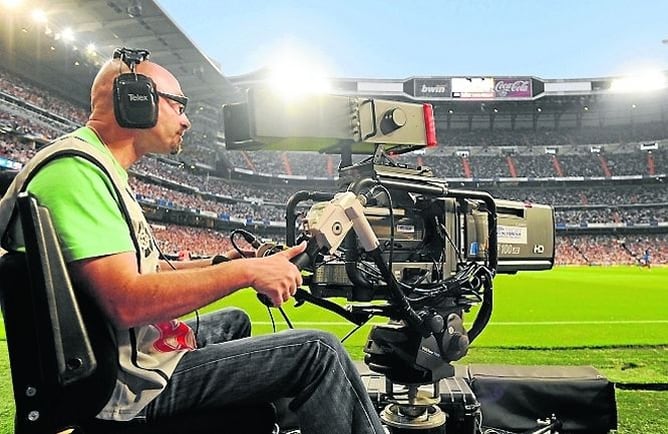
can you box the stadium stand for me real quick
[1,67,667,264]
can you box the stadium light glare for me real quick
[2,0,22,9]
[31,8,47,23]
[267,66,332,100]
[265,49,332,101]
[610,71,667,93]
[61,27,75,43]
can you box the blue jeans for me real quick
[143,308,385,433]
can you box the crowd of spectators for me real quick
[0,68,88,124]
[556,234,668,266]
[151,224,235,258]
[132,158,299,205]
[149,223,668,266]
[220,146,667,179]
[1,69,668,265]
[0,136,35,164]
[154,225,668,266]
[1,106,66,142]
[130,177,285,222]
[176,132,219,165]
[435,122,668,148]
[491,186,668,206]
[555,207,668,226]
[4,129,667,226]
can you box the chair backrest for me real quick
[0,192,118,433]
[0,170,19,197]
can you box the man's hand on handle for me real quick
[248,242,306,307]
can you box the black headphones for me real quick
[112,48,159,129]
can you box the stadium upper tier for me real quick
[4,130,668,229]
[2,65,667,184]
[1,62,668,232]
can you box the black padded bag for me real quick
[469,364,617,433]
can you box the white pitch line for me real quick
[484,320,668,326]
[254,320,668,326]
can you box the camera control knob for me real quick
[426,313,444,334]
[380,108,407,134]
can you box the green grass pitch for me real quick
[201,265,668,350]
[1,265,667,433]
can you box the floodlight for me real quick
[2,0,22,9]
[265,49,332,101]
[31,8,47,23]
[61,27,75,42]
[610,71,667,93]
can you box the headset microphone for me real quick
[112,48,159,129]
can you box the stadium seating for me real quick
[0,67,667,265]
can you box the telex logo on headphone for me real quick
[112,48,160,129]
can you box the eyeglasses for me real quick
[157,91,188,115]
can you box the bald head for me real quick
[89,59,182,121]
[86,57,191,167]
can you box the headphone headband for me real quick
[113,48,151,73]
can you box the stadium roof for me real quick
[0,0,242,108]
[2,1,667,129]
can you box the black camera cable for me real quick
[230,228,262,255]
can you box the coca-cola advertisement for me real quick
[493,78,532,98]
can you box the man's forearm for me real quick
[71,244,305,329]
[121,262,252,326]
[71,252,252,329]
[159,258,214,271]
[159,249,249,271]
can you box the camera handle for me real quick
[288,191,431,335]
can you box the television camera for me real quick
[223,88,556,433]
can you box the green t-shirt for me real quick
[24,127,135,262]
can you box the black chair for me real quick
[0,170,19,195]
[0,192,278,433]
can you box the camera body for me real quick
[303,159,554,302]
